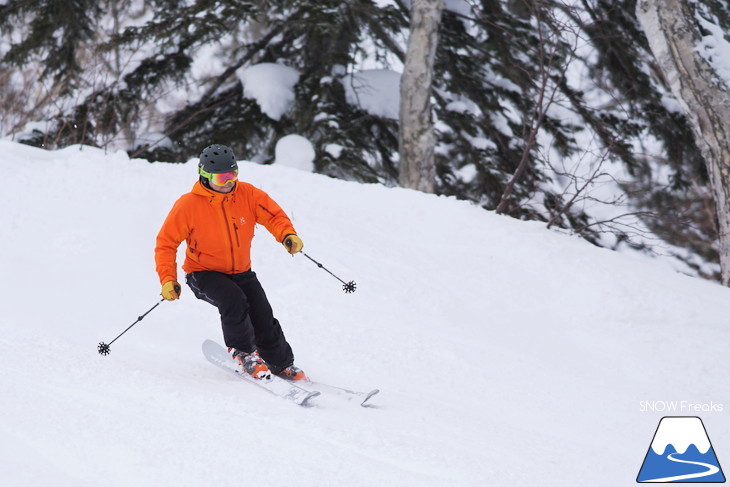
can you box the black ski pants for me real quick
[186,270,294,370]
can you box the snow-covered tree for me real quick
[3,0,730,280]
[637,0,730,284]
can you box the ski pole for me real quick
[301,252,357,294]
[97,298,166,356]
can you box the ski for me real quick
[304,381,379,407]
[202,340,320,407]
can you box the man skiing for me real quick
[155,143,307,381]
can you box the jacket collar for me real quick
[191,180,237,203]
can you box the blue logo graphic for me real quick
[638,416,725,483]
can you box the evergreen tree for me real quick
[572,0,728,277]
[2,0,729,278]
[0,0,151,150]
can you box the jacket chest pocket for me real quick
[228,201,255,245]
[230,217,255,247]
[232,221,242,247]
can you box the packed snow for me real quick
[1,140,729,486]
[236,63,300,120]
[274,134,315,172]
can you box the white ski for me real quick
[202,340,320,407]
[305,381,379,407]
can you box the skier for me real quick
[155,143,307,381]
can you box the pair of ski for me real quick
[202,340,379,407]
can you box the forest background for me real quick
[2,0,730,281]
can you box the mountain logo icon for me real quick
[637,416,725,483]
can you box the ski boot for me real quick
[230,348,271,380]
[275,364,308,381]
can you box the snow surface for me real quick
[1,140,730,486]
[236,63,300,120]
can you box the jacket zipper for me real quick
[221,198,236,273]
[233,223,241,248]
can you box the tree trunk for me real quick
[637,0,730,285]
[399,0,444,194]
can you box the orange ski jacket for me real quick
[155,180,297,284]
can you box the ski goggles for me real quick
[200,168,238,186]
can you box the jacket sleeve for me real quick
[155,198,190,284]
[252,186,297,243]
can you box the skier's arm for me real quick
[155,200,189,286]
[253,187,298,245]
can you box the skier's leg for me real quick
[186,271,256,352]
[232,270,294,370]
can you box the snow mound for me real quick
[237,63,300,120]
[274,134,315,172]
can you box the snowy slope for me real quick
[1,140,729,486]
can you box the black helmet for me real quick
[198,144,237,175]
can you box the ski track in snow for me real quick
[1,141,730,486]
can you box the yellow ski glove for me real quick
[161,281,181,301]
[283,234,304,255]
